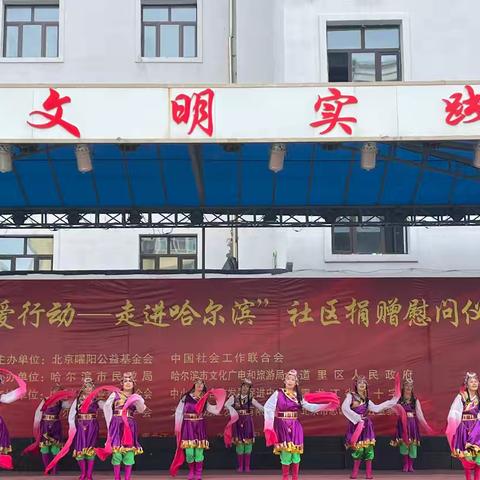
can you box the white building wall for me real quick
[0,0,479,277]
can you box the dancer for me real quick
[170,379,226,480]
[0,369,27,470]
[224,378,264,473]
[103,372,146,480]
[37,386,73,474]
[447,372,480,480]
[72,377,104,480]
[263,369,340,480]
[390,378,433,473]
[342,374,400,479]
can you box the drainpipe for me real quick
[229,0,239,267]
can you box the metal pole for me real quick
[202,227,206,279]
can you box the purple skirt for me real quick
[108,416,143,455]
[40,420,62,448]
[233,414,255,444]
[391,417,421,447]
[0,416,11,454]
[345,418,376,450]
[73,419,99,458]
[454,419,480,458]
[181,418,209,449]
[273,417,303,454]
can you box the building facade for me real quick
[0,0,479,276]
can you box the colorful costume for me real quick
[0,370,27,470]
[264,369,339,480]
[447,372,480,480]
[37,395,72,473]
[172,385,225,480]
[390,379,433,473]
[70,378,104,480]
[342,375,400,479]
[224,379,264,473]
[104,389,145,480]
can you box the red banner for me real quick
[0,278,476,439]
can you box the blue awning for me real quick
[0,141,478,212]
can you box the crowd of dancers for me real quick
[0,368,477,480]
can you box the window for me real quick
[0,236,53,271]
[332,217,407,254]
[141,2,197,58]
[3,4,59,58]
[327,25,401,82]
[140,235,197,270]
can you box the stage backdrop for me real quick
[0,278,476,439]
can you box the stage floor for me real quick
[0,472,464,479]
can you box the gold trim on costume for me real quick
[73,447,96,458]
[180,439,210,450]
[276,411,298,419]
[77,414,97,420]
[111,446,143,455]
[183,413,203,421]
[232,437,255,445]
[346,439,376,451]
[42,414,59,421]
[390,438,420,448]
[273,441,303,454]
[0,446,12,454]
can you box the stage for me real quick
[0,472,464,479]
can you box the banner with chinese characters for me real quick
[2,83,480,142]
[0,277,476,438]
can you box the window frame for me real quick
[0,235,54,272]
[136,0,202,63]
[0,0,63,63]
[331,217,408,255]
[327,25,402,82]
[139,234,198,271]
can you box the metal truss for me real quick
[1,207,480,228]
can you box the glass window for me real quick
[45,26,58,57]
[159,257,178,269]
[16,257,35,271]
[160,24,179,57]
[5,26,18,57]
[141,258,156,270]
[327,25,401,82]
[140,235,197,271]
[381,54,398,81]
[183,25,196,57]
[27,237,53,255]
[352,52,375,82]
[142,6,168,21]
[364,28,399,49]
[3,5,60,58]
[0,236,54,272]
[33,6,58,21]
[0,259,12,271]
[332,218,407,254]
[141,2,197,58]
[171,7,196,22]
[327,29,361,49]
[143,25,157,57]
[0,237,24,255]
[38,258,52,271]
[6,7,31,21]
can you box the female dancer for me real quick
[390,378,433,473]
[0,369,27,469]
[170,378,226,480]
[224,378,264,473]
[447,372,480,480]
[72,377,104,480]
[342,374,400,479]
[263,369,339,480]
[103,372,146,480]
